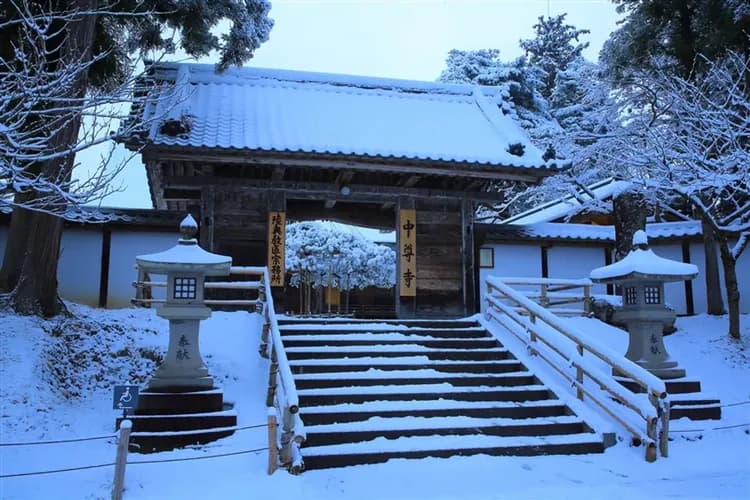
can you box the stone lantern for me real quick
[136,214,232,391]
[590,230,698,379]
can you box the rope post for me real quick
[540,284,549,308]
[576,344,584,400]
[267,410,278,475]
[111,419,132,500]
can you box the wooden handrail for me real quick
[484,276,669,462]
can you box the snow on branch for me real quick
[0,1,184,222]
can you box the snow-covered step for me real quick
[281,335,500,349]
[302,432,604,470]
[291,358,526,374]
[293,370,536,389]
[285,346,511,361]
[280,327,490,338]
[304,415,590,447]
[298,383,552,406]
[278,318,481,329]
[300,399,572,425]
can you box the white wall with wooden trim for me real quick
[480,240,750,316]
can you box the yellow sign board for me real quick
[268,212,286,287]
[399,209,417,297]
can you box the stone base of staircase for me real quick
[279,318,606,470]
[615,376,721,420]
[115,387,237,453]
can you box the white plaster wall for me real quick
[650,243,688,315]
[107,230,175,308]
[57,229,103,306]
[547,245,608,295]
[479,243,542,312]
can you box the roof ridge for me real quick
[150,61,505,98]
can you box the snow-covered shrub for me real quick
[40,315,162,399]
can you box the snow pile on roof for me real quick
[502,178,631,225]
[488,220,702,242]
[590,231,699,282]
[138,62,549,169]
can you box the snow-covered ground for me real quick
[1,304,748,500]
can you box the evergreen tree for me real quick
[519,14,590,99]
[602,0,750,79]
[0,0,273,316]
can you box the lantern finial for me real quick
[180,214,198,241]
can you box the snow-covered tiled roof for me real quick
[136,62,550,169]
[481,220,702,242]
[501,178,631,225]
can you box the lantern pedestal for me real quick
[613,308,685,379]
[148,305,214,391]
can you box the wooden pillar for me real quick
[200,186,216,251]
[396,197,417,318]
[461,199,477,316]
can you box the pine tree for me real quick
[519,14,590,99]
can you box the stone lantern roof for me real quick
[590,230,698,283]
[136,214,232,275]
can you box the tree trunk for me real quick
[8,0,98,316]
[613,190,647,261]
[717,236,741,340]
[701,217,726,315]
[11,213,65,316]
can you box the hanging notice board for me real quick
[399,209,417,297]
[268,212,286,287]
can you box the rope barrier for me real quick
[721,400,750,408]
[0,422,268,448]
[0,462,115,479]
[671,422,750,434]
[0,446,271,479]
[127,447,269,465]
[0,433,116,447]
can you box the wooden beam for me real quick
[160,176,506,203]
[143,147,549,183]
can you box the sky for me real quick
[83,0,623,209]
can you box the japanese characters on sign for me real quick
[399,209,417,297]
[268,212,286,287]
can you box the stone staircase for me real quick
[278,318,605,470]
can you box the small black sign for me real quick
[112,385,139,411]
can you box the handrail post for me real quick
[658,395,670,458]
[266,347,278,407]
[583,283,591,315]
[279,406,295,466]
[540,283,549,308]
[576,344,584,400]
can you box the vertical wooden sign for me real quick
[399,209,417,297]
[268,212,286,287]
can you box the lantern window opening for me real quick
[174,277,198,300]
[625,287,638,305]
[644,285,661,305]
